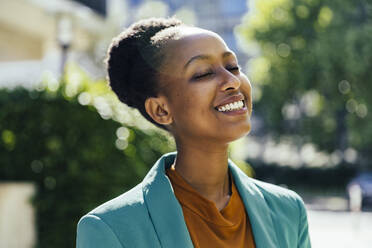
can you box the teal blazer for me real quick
[77,152,311,248]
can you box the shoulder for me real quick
[235,169,308,223]
[249,177,310,242]
[78,183,148,228]
[230,161,305,212]
[246,177,307,224]
[250,177,305,209]
[77,183,156,248]
[244,177,311,247]
[88,183,146,219]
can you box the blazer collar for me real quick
[142,152,278,248]
[228,158,279,248]
[142,152,193,248]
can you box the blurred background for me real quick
[0,0,371,247]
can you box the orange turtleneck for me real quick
[166,167,256,248]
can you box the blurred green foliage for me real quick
[251,159,357,190]
[238,0,372,166]
[0,66,173,247]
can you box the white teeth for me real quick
[217,100,244,112]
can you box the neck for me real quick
[172,140,231,210]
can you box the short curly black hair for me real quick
[106,17,184,130]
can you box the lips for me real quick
[214,94,245,110]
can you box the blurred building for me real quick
[0,1,119,246]
[0,0,249,88]
[0,0,120,89]
[127,0,249,64]
[0,183,36,248]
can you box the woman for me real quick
[76,17,311,248]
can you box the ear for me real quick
[144,96,173,126]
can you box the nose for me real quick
[219,68,241,91]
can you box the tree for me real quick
[0,67,174,248]
[237,0,372,167]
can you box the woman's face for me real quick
[157,27,252,144]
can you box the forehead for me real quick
[161,27,231,68]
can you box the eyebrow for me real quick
[183,51,235,70]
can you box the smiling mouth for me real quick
[215,100,245,112]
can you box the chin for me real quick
[223,123,251,143]
[237,125,251,139]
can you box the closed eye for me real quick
[192,70,215,80]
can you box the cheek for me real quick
[240,74,252,92]
[179,84,211,107]
[243,82,252,101]
[169,90,194,117]
[182,92,209,115]
[171,87,214,124]
[239,76,253,114]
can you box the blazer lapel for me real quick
[229,159,279,248]
[142,152,193,248]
